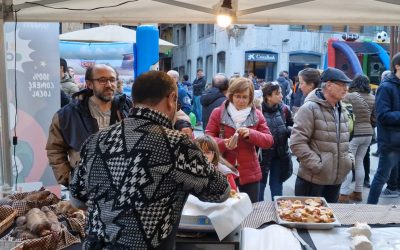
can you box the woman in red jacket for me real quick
[205,77,274,202]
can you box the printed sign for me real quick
[5,22,60,194]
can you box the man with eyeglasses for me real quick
[290,67,354,203]
[46,64,132,187]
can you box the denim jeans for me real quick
[340,136,372,194]
[386,163,400,191]
[192,95,202,122]
[367,150,400,204]
[364,146,370,182]
[259,157,284,201]
[295,177,341,203]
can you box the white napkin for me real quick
[241,225,302,250]
[180,193,252,240]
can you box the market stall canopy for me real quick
[59,25,176,53]
[11,0,400,25]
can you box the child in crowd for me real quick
[195,135,239,192]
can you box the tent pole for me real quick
[0,0,14,189]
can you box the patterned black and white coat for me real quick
[70,107,230,250]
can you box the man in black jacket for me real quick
[46,64,132,186]
[200,73,228,130]
[192,69,206,125]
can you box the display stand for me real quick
[176,227,241,250]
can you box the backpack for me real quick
[342,102,355,141]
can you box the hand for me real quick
[237,127,250,139]
[224,137,237,150]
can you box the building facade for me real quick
[167,24,384,83]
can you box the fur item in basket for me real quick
[22,190,51,201]
[25,208,52,237]
[41,206,61,232]
[55,201,85,220]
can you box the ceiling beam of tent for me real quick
[13,0,69,11]
[1,0,14,188]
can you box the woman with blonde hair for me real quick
[205,77,274,202]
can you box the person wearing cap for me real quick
[367,52,400,204]
[289,67,354,203]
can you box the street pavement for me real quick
[194,126,400,205]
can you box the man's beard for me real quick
[94,88,114,102]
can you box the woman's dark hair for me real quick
[60,58,68,73]
[349,74,371,93]
[262,82,280,102]
[392,52,400,74]
[298,68,321,89]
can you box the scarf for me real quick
[227,102,251,129]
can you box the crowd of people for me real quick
[44,53,400,249]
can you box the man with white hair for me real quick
[167,70,192,115]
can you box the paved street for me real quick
[194,127,400,205]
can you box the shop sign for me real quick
[246,52,277,62]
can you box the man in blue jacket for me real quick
[167,70,192,115]
[368,52,400,204]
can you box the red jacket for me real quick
[206,102,274,185]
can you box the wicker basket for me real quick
[0,240,24,250]
[0,206,17,235]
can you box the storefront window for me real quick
[289,52,321,80]
[245,51,277,82]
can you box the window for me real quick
[187,60,192,80]
[217,51,226,73]
[198,24,204,39]
[206,24,214,35]
[320,25,332,32]
[288,25,305,31]
[181,27,186,46]
[362,26,389,35]
[179,66,185,80]
[122,25,136,30]
[59,23,62,34]
[176,29,180,45]
[197,57,203,71]
[83,23,99,29]
[206,55,213,83]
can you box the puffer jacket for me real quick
[343,92,376,137]
[290,89,354,185]
[61,74,79,96]
[46,89,132,186]
[205,101,274,185]
[375,73,400,151]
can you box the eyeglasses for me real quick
[91,77,117,85]
[233,94,250,100]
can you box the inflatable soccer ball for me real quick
[376,31,388,43]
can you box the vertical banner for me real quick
[5,22,60,193]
